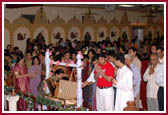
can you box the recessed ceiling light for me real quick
[118,4,135,7]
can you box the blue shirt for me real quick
[130,63,141,97]
[155,63,164,87]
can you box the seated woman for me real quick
[46,69,69,96]
[61,50,76,81]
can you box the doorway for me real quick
[132,27,144,48]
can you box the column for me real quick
[6,95,19,111]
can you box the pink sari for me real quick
[13,64,31,93]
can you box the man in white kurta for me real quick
[113,53,134,111]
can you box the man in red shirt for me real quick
[94,52,115,111]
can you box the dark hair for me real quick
[157,46,164,51]
[71,51,77,55]
[83,54,89,59]
[128,47,137,53]
[4,52,10,57]
[16,55,24,64]
[151,43,157,48]
[98,52,107,58]
[88,49,95,55]
[32,56,40,65]
[91,54,98,62]
[107,50,115,57]
[13,47,19,51]
[119,45,126,53]
[101,48,107,53]
[55,69,64,75]
[115,53,125,64]
[54,53,63,61]
[7,44,11,48]
[26,51,32,56]
[39,52,45,57]
[64,50,70,55]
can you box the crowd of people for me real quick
[4,34,164,111]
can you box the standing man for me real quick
[155,63,164,111]
[125,54,141,109]
[112,53,134,111]
[156,46,164,64]
[94,52,114,111]
[128,47,142,70]
[143,53,159,111]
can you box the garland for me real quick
[36,96,89,111]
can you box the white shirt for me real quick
[143,64,159,98]
[133,57,142,71]
[130,63,141,97]
[114,65,134,111]
[87,69,96,83]
[159,56,164,64]
[155,63,164,87]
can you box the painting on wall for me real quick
[4,28,10,48]
[110,26,120,41]
[33,27,48,44]
[155,26,162,37]
[83,26,94,41]
[121,26,129,41]
[51,27,65,44]
[68,26,80,41]
[147,27,154,40]
[97,26,107,41]
[14,27,30,52]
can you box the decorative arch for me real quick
[34,7,48,24]
[4,28,10,48]
[97,26,107,41]
[83,26,94,41]
[97,16,108,25]
[51,15,66,25]
[4,18,11,25]
[110,17,119,25]
[68,26,80,41]
[120,11,130,26]
[33,27,48,44]
[13,17,30,24]
[67,16,81,25]
[109,26,120,41]
[51,27,65,44]
[13,27,30,52]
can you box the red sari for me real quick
[13,64,31,93]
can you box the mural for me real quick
[121,26,129,40]
[68,26,80,42]
[14,27,30,52]
[97,26,107,41]
[83,26,94,41]
[147,27,154,40]
[33,27,48,44]
[51,27,65,44]
[110,26,120,41]
[4,28,10,49]
[155,26,162,37]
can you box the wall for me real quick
[4,5,164,52]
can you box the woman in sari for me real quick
[13,55,32,93]
[28,56,41,97]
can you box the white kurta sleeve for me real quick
[143,67,151,82]
[116,70,133,91]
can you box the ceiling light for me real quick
[118,4,135,7]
